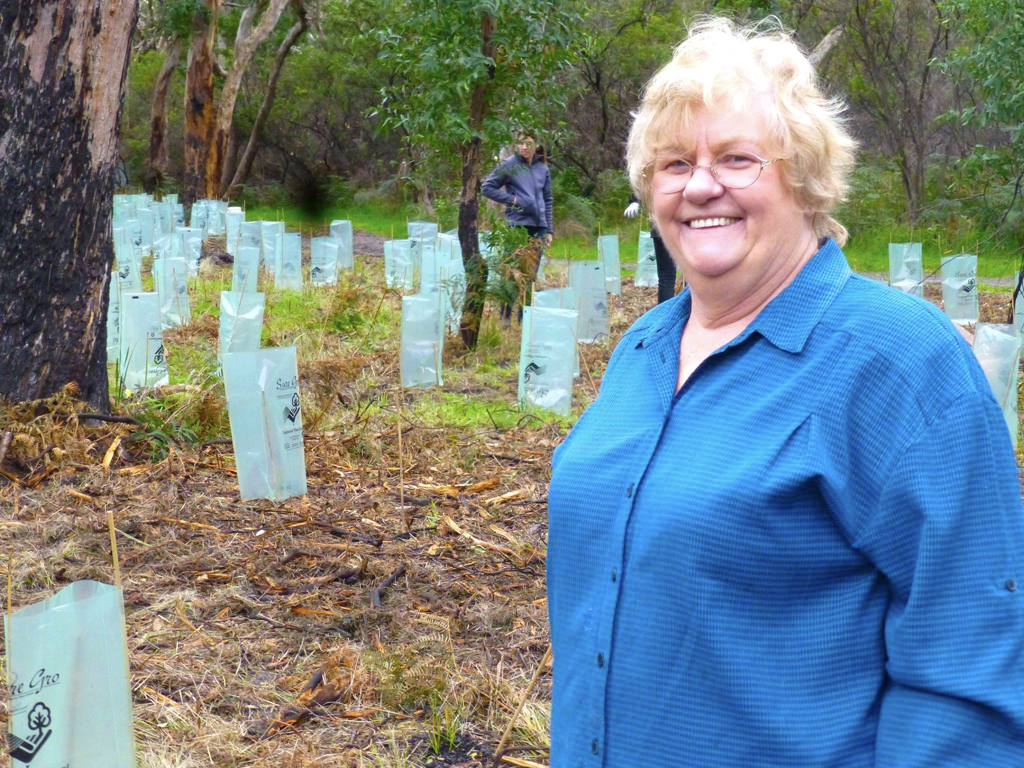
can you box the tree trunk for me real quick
[223,8,307,199]
[0,0,138,412]
[182,0,219,205]
[145,38,181,194]
[208,0,291,201]
[458,12,496,350]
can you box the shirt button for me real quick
[626,482,634,498]
[597,653,604,667]
[1007,579,1018,592]
[592,739,599,755]
[610,568,617,583]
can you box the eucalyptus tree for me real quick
[0,0,138,410]
[378,0,582,349]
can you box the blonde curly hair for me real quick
[626,17,857,245]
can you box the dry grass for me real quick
[0,246,654,768]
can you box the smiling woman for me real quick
[546,15,1024,768]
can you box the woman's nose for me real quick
[682,165,724,203]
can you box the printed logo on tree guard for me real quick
[283,393,301,423]
[962,277,977,293]
[7,702,53,764]
[524,361,545,383]
[153,345,165,365]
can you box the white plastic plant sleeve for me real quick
[635,231,659,287]
[310,237,339,286]
[122,219,144,252]
[136,208,155,251]
[222,346,308,502]
[232,247,260,293]
[384,240,415,290]
[973,323,1020,449]
[153,257,191,329]
[261,222,284,275]
[940,253,978,325]
[401,294,444,388]
[226,206,244,256]
[569,260,609,343]
[533,287,580,377]
[118,292,168,390]
[113,230,142,293]
[219,291,265,360]
[174,226,203,276]
[888,242,924,298]
[173,203,185,229]
[240,221,262,259]
[330,219,354,270]
[5,580,137,768]
[419,241,440,294]
[518,306,578,416]
[106,274,121,364]
[598,234,621,295]
[189,200,210,235]
[276,232,303,290]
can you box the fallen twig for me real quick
[370,564,406,608]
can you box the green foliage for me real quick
[938,0,1024,226]
[155,0,207,40]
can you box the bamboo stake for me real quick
[496,645,552,758]
[107,511,122,589]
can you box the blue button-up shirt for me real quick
[548,239,1024,767]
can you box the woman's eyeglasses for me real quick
[647,151,778,193]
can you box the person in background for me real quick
[624,194,677,303]
[547,16,1024,768]
[482,133,554,320]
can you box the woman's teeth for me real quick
[688,217,740,229]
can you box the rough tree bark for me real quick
[457,12,496,350]
[223,1,308,199]
[145,38,181,194]
[207,0,290,200]
[182,0,219,205]
[0,0,138,411]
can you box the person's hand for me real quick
[623,202,640,218]
[544,233,553,248]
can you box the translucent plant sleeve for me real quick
[106,273,121,364]
[240,221,262,258]
[385,240,415,290]
[310,237,339,286]
[569,260,609,343]
[260,221,284,275]
[888,242,924,298]
[276,232,303,290]
[174,227,203,276]
[635,231,659,287]
[226,206,244,255]
[5,580,137,768]
[330,219,355,270]
[118,292,168,390]
[219,290,266,360]
[1014,273,1024,345]
[518,306,578,416]
[401,294,444,388]
[153,257,191,329]
[973,323,1020,450]
[939,253,978,325]
[222,346,308,502]
[533,287,580,377]
[598,234,621,295]
[232,247,261,294]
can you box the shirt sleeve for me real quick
[481,162,514,206]
[543,167,554,234]
[857,390,1024,765]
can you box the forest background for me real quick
[124,0,1024,279]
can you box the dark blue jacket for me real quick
[481,153,553,234]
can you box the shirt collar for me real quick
[636,238,851,354]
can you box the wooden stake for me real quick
[107,511,122,589]
[496,645,552,758]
